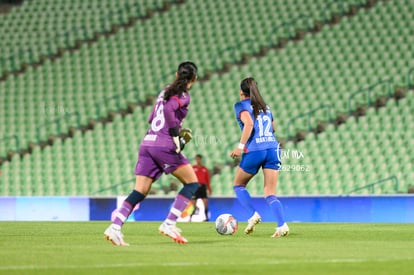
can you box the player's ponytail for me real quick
[164,61,198,101]
[240,77,267,118]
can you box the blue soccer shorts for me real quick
[239,148,281,175]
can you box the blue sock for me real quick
[179,182,200,199]
[265,195,285,226]
[125,190,146,206]
[233,186,256,217]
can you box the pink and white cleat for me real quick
[104,225,129,246]
[159,222,188,244]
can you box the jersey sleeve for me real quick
[164,97,180,129]
[234,102,247,119]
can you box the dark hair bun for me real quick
[178,61,198,80]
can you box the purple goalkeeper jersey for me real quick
[140,88,190,150]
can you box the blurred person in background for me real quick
[191,154,211,221]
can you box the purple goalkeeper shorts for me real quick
[134,145,189,181]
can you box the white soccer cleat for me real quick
[271,223,289,238]
[159,222,188,244]
[104,225,129,246]
[244,211,261,234]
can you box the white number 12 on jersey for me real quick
[257,115,273,137]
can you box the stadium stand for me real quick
[0,0,182,76]
[0,0,412,196]
[278,92,413,195]
[0,0,364,158]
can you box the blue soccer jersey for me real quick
[234,98,279,152]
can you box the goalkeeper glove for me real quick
[169,126,186,153]
[179,128,192,143]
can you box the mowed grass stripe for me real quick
[0,222,413,275]
[2,257,414,270]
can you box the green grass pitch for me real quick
[0,222,413,275]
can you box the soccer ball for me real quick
[215,214,238,235]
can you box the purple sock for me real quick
[165,194,190,224]
[113,201,133,227]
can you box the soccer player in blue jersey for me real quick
[230,77,289,238]
[104,61,199,245]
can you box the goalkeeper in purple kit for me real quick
[104,61,199,245]
[230,77,289,238]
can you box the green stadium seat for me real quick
[1,0,413,196]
